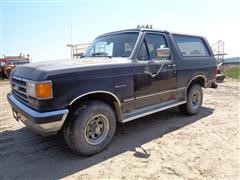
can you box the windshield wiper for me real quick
[91,52,112,58]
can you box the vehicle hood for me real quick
[12,57,132,80]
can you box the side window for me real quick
[138,34,168,60]
[173,35,209,57]
[138,41,148,60]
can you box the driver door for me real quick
[134,33,177,109]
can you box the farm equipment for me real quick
[0,54,30,79]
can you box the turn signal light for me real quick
[35,82,52,99]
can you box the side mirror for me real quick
[156,48,170,59]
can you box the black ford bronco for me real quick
[8,29,217,155]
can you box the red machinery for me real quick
[0,54,30,79]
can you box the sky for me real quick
[1,0,240,61]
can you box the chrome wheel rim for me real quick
[191,91,201,109]
[84,114,109,145]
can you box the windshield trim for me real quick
[97,30,140,39]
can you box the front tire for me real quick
[63,100,116,156]
[179,84,203,115]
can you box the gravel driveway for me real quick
[0,79,239,179]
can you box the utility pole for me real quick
[66,22,74,59]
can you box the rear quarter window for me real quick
[173,35,209,57]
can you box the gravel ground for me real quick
[0,79,239,179]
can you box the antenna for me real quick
[70,22,72,44]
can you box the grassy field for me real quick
[224,66,240,79]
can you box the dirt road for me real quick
[0,79,239,179]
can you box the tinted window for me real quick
[138,34,168,60]
[138,41,148,60]
[173,35,209,57]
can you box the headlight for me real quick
[26,81,36,97]
[26,81,52,99]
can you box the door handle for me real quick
[168,64,176,68]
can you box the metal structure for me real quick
[66,43,90,59]
[211,40,226,64]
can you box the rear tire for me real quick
[63,100,116,156]
[179,84,203,115]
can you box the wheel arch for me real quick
[187,74,207,90]
[184,74,206,101]
[68,91,122,122]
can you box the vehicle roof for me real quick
[97,28,204,38]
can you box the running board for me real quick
[122,100,186,123]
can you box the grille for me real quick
[11,76,29,102]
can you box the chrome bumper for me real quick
[7,93,69,136]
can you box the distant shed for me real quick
[223,57,240,67]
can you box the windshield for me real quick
[85,32,139,58]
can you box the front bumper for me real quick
[7,93,69,136]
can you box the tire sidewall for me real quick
[186,84,203,115]
[71,101,116,155]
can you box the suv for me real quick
[8,29,217,155]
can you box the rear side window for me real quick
[173,35,209,57]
